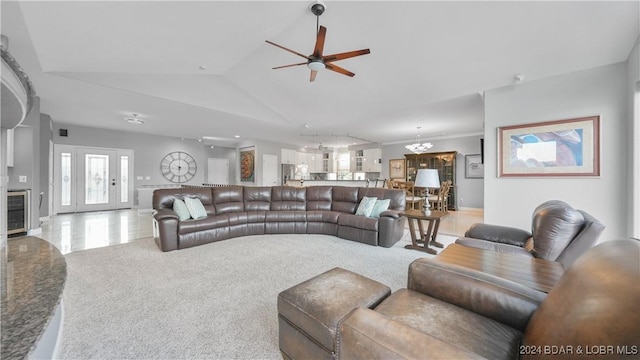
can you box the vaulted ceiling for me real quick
[2,1,638,149]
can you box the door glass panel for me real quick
[61,152,72,206]
[120,155,129,203]
[85,154,109,205]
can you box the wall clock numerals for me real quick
[160,151,197,183]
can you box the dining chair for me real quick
[398,181,422,210]
[429,181,452,211]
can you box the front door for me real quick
[53,145,133,213]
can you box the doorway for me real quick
[53,145,133,214]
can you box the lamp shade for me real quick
[414,169,440,188]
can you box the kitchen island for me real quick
[1,236,66,359]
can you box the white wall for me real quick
[484,62,628,242]
[626,36,639,238]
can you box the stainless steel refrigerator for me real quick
[281,164,295,185]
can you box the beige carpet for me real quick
[58,232,456,359]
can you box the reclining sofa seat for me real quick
[455,200,604,268]
[152,185,407,252]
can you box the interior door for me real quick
[262,154,278,186]
[207,158,229,185]
[76,148,117,212]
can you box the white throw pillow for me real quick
[369,199,391,218]
[355,196,378,217]
[184,197,208,220]
[173,198,191,221]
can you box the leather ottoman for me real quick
[277,267,391,360]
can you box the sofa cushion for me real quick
[306,210,341,224]
[355,197,378,217]
[369,199,391,218]
[271,186,306,211]
[331,186,359,213]
[375,289,522,360]
[178,214,230,235]
[213,186,244,214]
[338,213,379,231]
[172,198,191,221]
[244,186,271,211]
[184,197,208,220]
[306,186,333,211]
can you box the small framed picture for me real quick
[465,154,484,179]
[389,159,406,179]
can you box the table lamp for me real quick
[414,169,440,214]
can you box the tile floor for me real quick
[35,208,483,255]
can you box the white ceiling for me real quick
[2,1,638,149]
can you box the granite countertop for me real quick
[1,236,67,360]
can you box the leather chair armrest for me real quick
[464,223,532,247]
[379,210,401,219]
[338,307,486,359]
[153,209,179,252]
[154,208,179,221]
[408,258,546,330]
[455,238,535,257]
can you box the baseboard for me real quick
[457,207,483,213]
[28,227,42,236]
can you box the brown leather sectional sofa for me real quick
[152,186,407,252]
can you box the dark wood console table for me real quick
[400,209,449,255]
[435,244,565,293]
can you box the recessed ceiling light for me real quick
[234,135,240,138]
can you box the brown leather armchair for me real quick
[455,200,604,268]
[338,239,640,359]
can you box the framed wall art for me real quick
[240,148,255,182]
[498,115,600,177]
[389,159,406,180]
[465,154,484,179]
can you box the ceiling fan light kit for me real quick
[265,1,369,82]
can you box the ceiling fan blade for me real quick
[265,40,310,60]
[310,70,318,82]
[323,49,370,62]
[313,26,327,57]
[272,62,308,70]
[325,63,355,77]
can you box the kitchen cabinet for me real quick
[321,152,333,173]
[350,150,364,172]
[281,149,296,165]
[405,151,457,210]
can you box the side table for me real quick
[400,209,449,254]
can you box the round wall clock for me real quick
[160,151,197,183]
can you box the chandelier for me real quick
[405,126,434,154]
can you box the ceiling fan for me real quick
[265,1,370,82]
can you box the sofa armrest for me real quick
[153,209,180,252]
[379,209,401,219]
[338,307,486,359]
[408,258,546,331]
[455,238,535,257]
[464,223,532,247]
[154,208,179,221]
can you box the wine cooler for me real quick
[8,190,30,236]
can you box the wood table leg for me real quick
[429,219,445,249]
[404,218,437,254]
